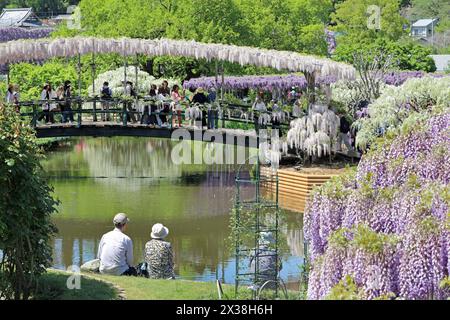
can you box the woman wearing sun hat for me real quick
[144,223,175,279]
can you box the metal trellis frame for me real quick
[234,156,281,300]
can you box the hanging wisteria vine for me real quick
[304,113,450,300]
[0,37,357,80]
[286,104,340,158]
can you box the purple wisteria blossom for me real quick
[304,114,450,300]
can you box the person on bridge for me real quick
[171,84,183,128]
[62,80,74,124]
[5,84,20,112]
[125,81,137,123]
[192,87,208,128]
[252,94,267,134]
[337,111,354,155]
[158,80,170,96]
[100,82,113,122]
[97,213,137,276]
[40,83,56,124]
[144,223,175,279]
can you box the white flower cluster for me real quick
[287,104,340,158]
[0,37,356,80]
[91,66,179,96]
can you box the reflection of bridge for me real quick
[20,99,290,148]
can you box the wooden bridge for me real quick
[19,98,289,148]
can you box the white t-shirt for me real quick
[6,91,19,104]
[97,228,134,275]
[253,101,267,112]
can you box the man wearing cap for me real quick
[97,213,136,276]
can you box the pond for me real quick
[42,137,305,290]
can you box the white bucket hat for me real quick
[151,223,169,239]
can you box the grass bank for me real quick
[34,270,236,300]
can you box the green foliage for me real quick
[332,0,406,42]
[333,38,436,72]
[354,76,450,150]
[326,275,365,300]
[0,103,59,299]
[9,61,78,100]
[352,224,399,254]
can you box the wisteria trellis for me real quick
[0,37,356,80]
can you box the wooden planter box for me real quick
[260,167,338,213]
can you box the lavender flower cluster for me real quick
[184,72,448,93]
[304,113,450,300]
[0,28,53,74]
[325,29,336,55]
[0,27,53,43]
[183,74,337,91]
[383,71,445,86]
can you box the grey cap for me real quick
[113,213,129,225]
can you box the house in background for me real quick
[0,8,43,28]
[410,18,439,39]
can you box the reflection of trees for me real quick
[45,137,304,282]
[80,138,182,181]
[53,216,231,278]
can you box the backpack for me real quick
[101,87,112,99]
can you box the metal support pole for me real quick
[135,54,139,121]
[91,45,97,122]
[77,53,82,98]
[221,62,225,101]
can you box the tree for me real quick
[332,0,406,43]
[0,103,58,299]
[333,38,436,72]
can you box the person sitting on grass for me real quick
[144,223,175,279]
[97,213,137,276]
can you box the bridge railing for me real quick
[15,97,295,131]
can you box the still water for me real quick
[42,137,305,289]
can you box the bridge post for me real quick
[122,102,128,126]
[77,100,82,128]
[31,104,37,128]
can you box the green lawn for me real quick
[35,270,236,300]
[35,270,301,300]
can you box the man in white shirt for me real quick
[97,213,136,276]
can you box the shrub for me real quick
[0,103,58,299]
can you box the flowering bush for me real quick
[0,28,53,43]
[90,66,179,96]
[354,76,450,150]
[183,74,337,92]
[304,113,450,300]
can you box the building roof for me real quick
[0,8,42,28]
[412,19,439,28]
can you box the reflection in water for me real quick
[43,137,304,288]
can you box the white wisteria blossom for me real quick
[0,37,356,80]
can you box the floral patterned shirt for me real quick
[144,239,175,279]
